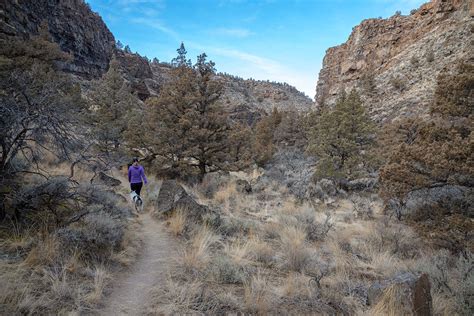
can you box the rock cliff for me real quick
[0,0,313,113]
[315,0,473,122]
[1,0,116,79]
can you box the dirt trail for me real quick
[100,211,176,315]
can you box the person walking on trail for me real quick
[128,157,148,197]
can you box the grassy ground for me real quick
[150,172,473,315]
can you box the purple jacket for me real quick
[128,165,148,184]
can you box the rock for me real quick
[1,0,115,79]
[235,179,252,194]
[404,185,473,218]
[156,180,221,226]
[93,172,121,187]
[368,272,432,316]
[315,0,471,122]
[344,177,378,192]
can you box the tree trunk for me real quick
[198,161,206,181]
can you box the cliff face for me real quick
[315,0,473,122]
[1,0,312,113]
[1,0,116,79]
[221,76,314,114]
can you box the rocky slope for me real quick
[1,0,313,113]
[315,0,473,122]
[0,0,115,79]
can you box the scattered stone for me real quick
[368,272,432,316]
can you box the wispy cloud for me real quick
[130,17,179,39]
[214,27,253,38]
[187,43,316,98]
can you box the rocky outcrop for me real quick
[155,180,221,226]
[368,272,432,315]
[1,0,116,79]
[93,172,122,187]
[221,75,314,114]
[315,0,473,122]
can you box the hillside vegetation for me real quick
[0,1,472,315]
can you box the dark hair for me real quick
[132,157,139,162]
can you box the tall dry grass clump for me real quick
[168,208,187,236]
[278,224,311,272]
[181,226,221,275]
[244,272,274,314]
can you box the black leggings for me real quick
[130,182,143,196]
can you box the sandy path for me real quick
[100,211,176,315]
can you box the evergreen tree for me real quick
[124,45,132,54]
[253,107,282,166]
[171,42,191,67]
[129,47,238,179]
[379,62,473,204]
[307,90,375,181]
[116,40,124,50]
[88,58,138,159]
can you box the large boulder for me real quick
[156,180,220,226]
[93,172,121,187]
[368,272,432,315]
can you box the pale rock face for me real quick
[315,0,473,122]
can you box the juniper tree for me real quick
[0,22,85,221]
[88,58,139,160]
[307,90,375,182]
[379,62,473,203]
[129,47,239,179]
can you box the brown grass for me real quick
[244,272,274,314]
[181,227,220,274]
[168,208,187,236]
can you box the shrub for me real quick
[210,255,249,284]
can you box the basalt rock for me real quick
[315,0,472,122]
[368,272,432,315]
[156,180,221,226]
[1,0,115,79]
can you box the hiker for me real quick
[128,157,148,197]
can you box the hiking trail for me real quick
[100,210,176,315]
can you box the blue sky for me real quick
[86,0,426,99]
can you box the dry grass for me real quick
[278,224,311,272]
[85,265,109,304]
[214,182,237,205]
[181,226,221,274]
[244,272,274,314]
[22,233,59,267]
[369,284,408,316]
[156,172,470,315]
[168,208,186,236]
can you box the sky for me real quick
[86,0,426,99]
